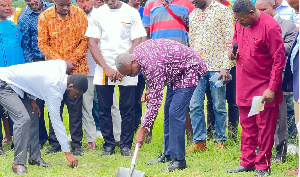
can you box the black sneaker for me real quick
[146,153,171,165]
[28,157,51,167]
[254,169,270,177]
[102,147,115,156]
[45,146,61,155]
[0,147,6,156]
[167,159,187,172]
[72,147,84,156]
[121,147,132,156]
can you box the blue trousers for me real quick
[164,86,196,160]
[190,71,227,142]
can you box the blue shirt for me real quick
[138,6,144,19]
[274,0,299,26]
[0,20,24,67]
[18,1,54,63]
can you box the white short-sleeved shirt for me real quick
[85,3,146,86]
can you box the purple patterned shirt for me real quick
[133,39,207,128]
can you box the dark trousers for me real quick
[96,85,135,149]
[207,66,239,140]
[93,89,100,131]
[48,94,83,148]
[134,75,145,131]
[36,99,48,145]
[164,86,196,160]
[274,97,287,161]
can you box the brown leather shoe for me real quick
[186,141,207,153]
[286,166,298,175]
[87,142,96,150]
[215,142,226,151]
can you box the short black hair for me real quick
[233,0,256,14]
[68,73,88,93]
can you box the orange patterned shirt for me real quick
[38,5,89,74]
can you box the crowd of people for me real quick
[0,0,298,176]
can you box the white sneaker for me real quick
[97,131,103,139]
[287,143,297,156]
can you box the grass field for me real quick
[0,93,298,177]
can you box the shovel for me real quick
[116,143,145,177]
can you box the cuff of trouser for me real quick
[240,162,255,169]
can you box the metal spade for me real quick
[116,143,145,177]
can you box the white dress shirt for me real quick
[0,59,70,152]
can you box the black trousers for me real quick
[48,94,83,148]
[134,75,145,131]
[207,67,239,140]
[96,85,135,149]
[36,99,48,145]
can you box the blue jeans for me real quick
[190,71,227,142]
[164,86,196,160]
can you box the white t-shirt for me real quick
[85,3,146,85]
[0,60,70,152]
[86,11,97,77]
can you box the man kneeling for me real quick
[115,39,207,172]
[0,59,88,174]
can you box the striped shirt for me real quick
[142,0,194,46]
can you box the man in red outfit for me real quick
[226,0,285,176]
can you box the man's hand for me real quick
[228,49,238,60]
[115,70,123,82]
[65,152,78,167]
[30,99,41,117]
[135,127,146,148]
[261,89,275,103]
[65,60,76,74]
[141,91,150,102]
[219,69,231,84]
[103,67,117,82]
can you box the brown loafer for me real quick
[186,141,207,153]
[12,164,28,175]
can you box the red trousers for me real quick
[239,100,279,170]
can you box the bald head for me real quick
[255,0,276,17]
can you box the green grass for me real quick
[0,92,298,177]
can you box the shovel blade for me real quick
[116,167,145,177]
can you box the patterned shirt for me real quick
[142,0,194,46]
[38,6,89,74]
[189,1,234,71]
[133,39,207,128]
[18,1,54,63]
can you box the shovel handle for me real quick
[131,143,140,165]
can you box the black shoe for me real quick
[254,169,270,177]
[121,147,132,156]
[166,159,187,172]
[28,157,51,167]
[45,146,61,155]
[146,153,171,165]
[0,147,7,156]
[12,164,28,175]
[102,147,115,156]
[227,165,256,173]
[72,147,84,156]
